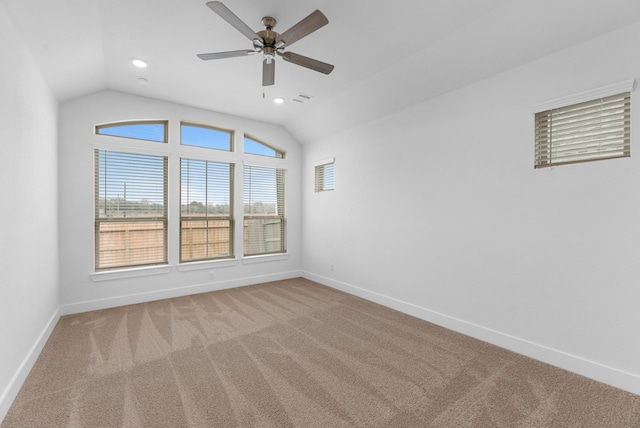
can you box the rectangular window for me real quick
[181,122,233,151]
[94,150,168,270]
[180,159,234,262]
[244,165,286,256]
[315,158,335,192]
[535,92,631,168]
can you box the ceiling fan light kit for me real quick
[198,1,334,87]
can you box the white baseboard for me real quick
[0,307,61,422]
[301,271,640,396]
[60,270,302,315]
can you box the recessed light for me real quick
[131,58,148,68]
[274,97,284,104]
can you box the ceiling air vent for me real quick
[292,93,313,103]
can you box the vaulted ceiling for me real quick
[4,0,640,144]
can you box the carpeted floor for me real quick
[3,278,640,427]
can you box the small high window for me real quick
[534,89,631,168]
[244,135,285,158]
[96,121,167,143]
[315,158,335,192]
[181,122,233,151]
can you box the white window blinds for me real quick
[94,150,168,270]
[180,159,234,262]
[243,165,286,256]
[535,92,631,168]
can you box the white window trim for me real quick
[92,141,171,157]
[314,157,335,167]
[314,157,335,193]
[177,259,238,271]
[242,253,289,264]
[531,79,635,113]
[91,265,172,282]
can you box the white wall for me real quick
[58,90,302,313]
[0,1,60,419]
[302,21,640,394]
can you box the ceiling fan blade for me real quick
[280,51,334,75]
[197,50,256,60]
[276,10,328,48]
[206,1,260,42]
[263,59,275,86]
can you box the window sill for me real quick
[91,265,172,282]
[177,259,238,272]
[242,253,289,264]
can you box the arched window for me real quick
[244,134,285,158]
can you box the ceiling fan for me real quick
[198,1,334,87]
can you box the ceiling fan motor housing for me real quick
[257,19,279,64]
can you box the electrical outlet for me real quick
[209,271,215,280]
[330,263,334,271]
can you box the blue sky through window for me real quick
[181,159,232,214]
[97,122,166,143]
[96,150,166,217]
[182,123,232,151]
[244,136,285,158]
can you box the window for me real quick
[244,165,286,256]
[94,150,168,270]
[315,158,335,192]
[244,135,285,158]
[181,122,233,151]
[93,118,289,272]
[181,159,234,262]
[96,121,167,143]
[534,92,631,168]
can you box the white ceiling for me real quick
[4,0,640,144]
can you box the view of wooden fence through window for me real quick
[95,150,168,270]
[180,159,234,262]
[244,165,286,256]
[94,121,287,271]
[96,221,166,270]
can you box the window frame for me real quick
[180,158,235,263]
[92,118,290,276]
[96,120,168,143]
[532,80,634,169]
[244,133,286,158]
[94,149,169,271]
[243,164,287,257]
[180,121,234,152]
[314,158,335,192]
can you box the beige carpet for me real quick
[3,278,639,427]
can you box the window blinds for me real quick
[243,165,286,256]
[180,159,234,262]
[94,150,168,270]
[315,160,335,192]
[535,92,630,168]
